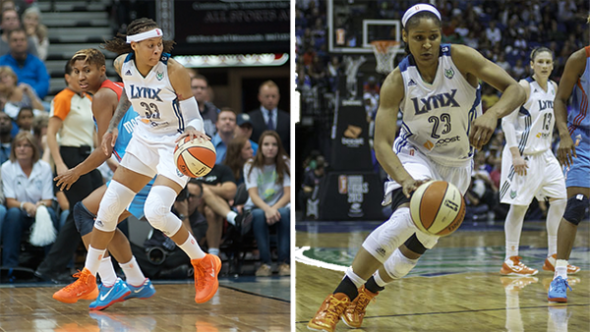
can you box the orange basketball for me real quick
[174,137,216,178]
[409,180,466,236]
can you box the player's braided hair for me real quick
[102,18,175,55]
[402,11,442,55]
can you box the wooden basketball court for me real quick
[0,278,290,331]
[295,221,590,331]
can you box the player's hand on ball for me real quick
[470,112,497,150]
[400,177,428,198]
[177,127,209,143]
[557,134,577,167]
[102,128,118,157]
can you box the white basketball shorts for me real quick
[120,132,190,188]
[499,149,566,205]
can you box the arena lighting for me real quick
[173,53,288,68]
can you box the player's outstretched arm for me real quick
[554,48,586,167]
[374,69,420,198]
[452,44,526,149]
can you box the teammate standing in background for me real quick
[499,47,570,277]
[53,18,219,305]
[308,4,526,332]
[548,42,590,303]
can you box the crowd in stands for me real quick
[296,0,589,222]
[0,0,291,281]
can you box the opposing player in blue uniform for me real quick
[548,44,590,303]
[308,4,526,332]
[53,49,155,310]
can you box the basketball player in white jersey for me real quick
[499,47,576,277]
[53,18,221,305]
[308,4,526,332]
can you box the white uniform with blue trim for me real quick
[500,77,566,205]
[119,52,189,187]
[368,44,481,256]
[383,44,480,206]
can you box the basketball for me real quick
[174,137,216,178]
[410,180,466,237]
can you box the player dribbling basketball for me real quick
[308,4,526,332]
[53,18,221,306]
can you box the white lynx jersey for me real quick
[502,77,556,154]
[395,44,481,167]
[121,52,185,139]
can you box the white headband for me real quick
[401,4,441,27]
[126,28,163,44]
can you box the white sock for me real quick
[178,234,206,259]
[505,241,519,260]
[374,271,388,287]
[546,199,565,256]
[226,211,237,226]
[344,266,366,288]
[547,236,557,257]
[119,256,145,287]
[85,245,106,276]
[504,205,527,260]
[555,259,568,279]
[97,256,117,287]
[208,248,220,256]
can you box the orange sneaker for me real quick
[341,286,378,328]
[542,254,580,274]
[192,254,222,304]
[52,268,98,304]
[307,293,350,332]
[500,256,538,276]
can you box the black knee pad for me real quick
[563,194,589,226]
[73,201,97,236]
[404,233,427,255]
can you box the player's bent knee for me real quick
[95,181,135,232]
[563,194,589,226]
[383,249,419,279]
[144,186,183,236]
[73,202,96,236]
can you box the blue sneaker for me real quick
[548,276,572,303]
[124,278,156,300]
[89,278,131,311]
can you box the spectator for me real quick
[31,112,48,161]
[0,28,49,99]
[0,170,6,240]
[191,75,219,138]
[1,131,57,267]
[512,59,526,79]
[485,21,502,46]
[22,6,48,62]
[15,105,32,132]
[0,65,44,118]
[249,80,290,153]
[299,156,325,220]
[188,163,251,258]
[224,136,254,186]
[235,113,258,155]
[0,9,38,58]
[0,111,12,164]
[244,131,290,276]
[211,107,237,164]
